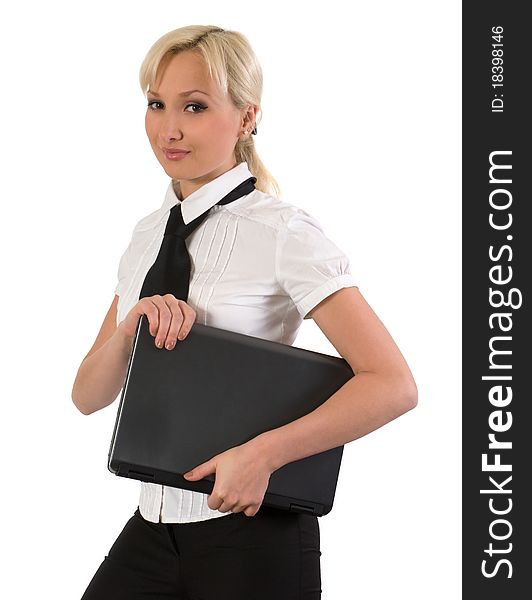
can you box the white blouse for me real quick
[114,161,357,523]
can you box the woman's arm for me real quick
[252,286,418,472]
[72,294,198,415]
[71,295,133,415]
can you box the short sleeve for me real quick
[114,240,133,297]
[113,208,163,298]
[275,210,358,320]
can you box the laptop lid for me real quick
[108,314,354,516]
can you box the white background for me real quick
[0,1,461,598]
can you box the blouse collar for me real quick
[161,161,255,224]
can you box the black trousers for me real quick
[81,505,322,599]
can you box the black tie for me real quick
[139,176,256,301]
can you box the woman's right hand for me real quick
[117,294,197,350]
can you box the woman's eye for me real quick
[146,101,206,113]
[185,103,206,113]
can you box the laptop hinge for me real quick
[289,503,315,515]
[128,469,154,480]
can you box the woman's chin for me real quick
[161,163,186,179]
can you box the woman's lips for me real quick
[163,149,190,161]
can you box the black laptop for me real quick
[108,314,354,516]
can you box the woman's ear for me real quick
[242,104,259,132]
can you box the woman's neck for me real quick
[172,180,183,201]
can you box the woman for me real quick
[73,24,418,600]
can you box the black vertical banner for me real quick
[463,2,531,597]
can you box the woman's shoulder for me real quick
[228,188,323,234]
[130,206,167,233]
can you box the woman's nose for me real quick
[158,113,184,141]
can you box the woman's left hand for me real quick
[183,439,274,517]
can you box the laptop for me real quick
[108,313,354,516]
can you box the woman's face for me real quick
[145,50,250,199]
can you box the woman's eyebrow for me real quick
[147,89,210,97]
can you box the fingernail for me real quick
[156,339,163,348]
[166,340,174,349]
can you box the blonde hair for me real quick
[139,25,281,198]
